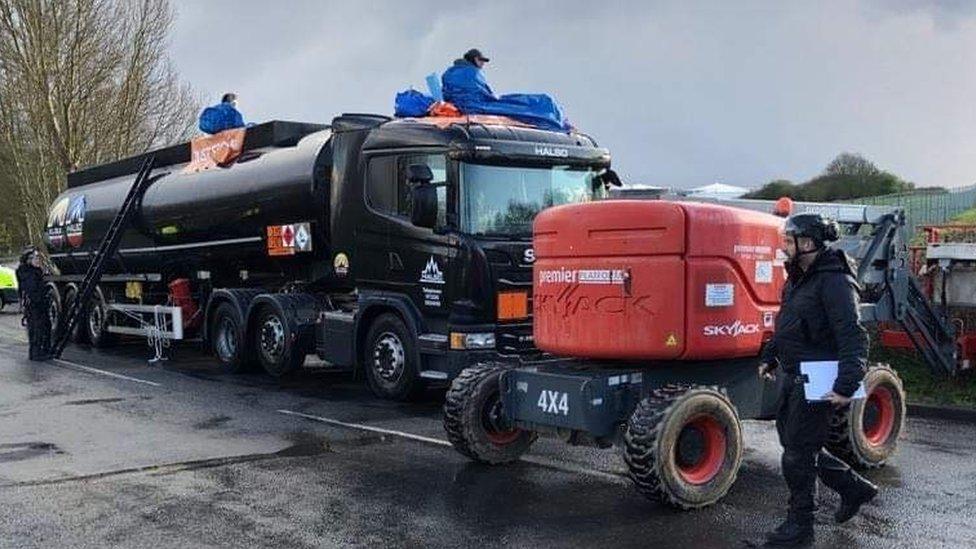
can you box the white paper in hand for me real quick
[799,361,866,401]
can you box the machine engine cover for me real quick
[533,200,785,360]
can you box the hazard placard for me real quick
[267,222,313,256]
[267,224,296,256]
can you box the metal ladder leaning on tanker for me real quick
[50,156,157,359]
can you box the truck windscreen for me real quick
[459,163,602,238]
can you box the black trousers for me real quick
[775,378,866,524]
[26,303,51,360]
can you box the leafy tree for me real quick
[745,153,914,202]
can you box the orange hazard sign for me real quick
[267,225,295,256]
[267,222,312,257]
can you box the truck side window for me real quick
[366,156,397,214]
[398,154,447,226]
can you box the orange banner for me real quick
[183,128,246,173]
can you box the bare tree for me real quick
[0,0,197,245]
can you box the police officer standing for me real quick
[15,246,52,361]
[758,213,878,547]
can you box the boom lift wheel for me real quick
[827,363,906,469]
[623,384,743,510]
[444,364,536,464]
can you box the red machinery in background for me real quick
[882,224,976,371]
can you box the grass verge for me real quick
[872,345,976,408]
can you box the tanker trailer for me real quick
[444,199,908,509]
[43,115,617,400]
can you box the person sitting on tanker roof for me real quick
[198,92,246,135]
[442,48,495,106]
[440,48,572,132]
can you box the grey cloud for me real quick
[171,0,976,189]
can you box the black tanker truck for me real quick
[43,116,613,399]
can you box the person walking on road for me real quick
[15,246,52,361]
[758,213,879,547]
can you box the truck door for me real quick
[389,154,453,329]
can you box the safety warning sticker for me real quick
[705,283,735,307]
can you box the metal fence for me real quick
[840,184,976,236]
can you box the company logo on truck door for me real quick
[702,320,760,337]
[419,256,445,285]
[534,146,569,158]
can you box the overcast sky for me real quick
[170,0,976,190]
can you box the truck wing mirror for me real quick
[599,169,623,188]
[406,164,434,185]
[407,164,437,229]
[411,183,438,229]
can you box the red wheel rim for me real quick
[863,385,896,446]
[675,415,727,485]
[482,394,522,446]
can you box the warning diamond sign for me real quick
[267,222,313,256]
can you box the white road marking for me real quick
[277,409,451,447]
[276,409,628,484]
[53,359,162,387]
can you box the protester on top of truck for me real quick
[441,49,571,131]
[199,93,246,135]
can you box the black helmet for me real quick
[785,213,840,245]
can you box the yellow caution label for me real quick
[665,333,678,347]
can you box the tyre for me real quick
[827,364,906,469]
[86,290,116,348]
[443,364,536,463]
[63,287,89,344]
[253,305,305,378]
[624,384,743,510]
[363,313,424,401]
[210,302,252,374]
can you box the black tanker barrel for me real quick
[45,122,332,276]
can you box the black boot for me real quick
[835,478,878,523]
[764,517,813,547]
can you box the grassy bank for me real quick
[872,345,976,407]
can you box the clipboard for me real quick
[799,361,866,402]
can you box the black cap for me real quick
[221,92,237,103]
[785,213,840,245]
[463,48,489,63]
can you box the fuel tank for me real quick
[44,125,332,277]
[532,200,786,360]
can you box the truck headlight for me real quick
[450,332,496,350]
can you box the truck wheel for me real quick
[363,313,424,401]
[624,384,743,510]
[827,364,906,469]
[47,285,62,340]
[254,306,304,378]
[443,364,536,464]
[86,292,116,348]
[210,302,251,374]
[64,288,89,344]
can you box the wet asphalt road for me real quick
[0,312,974,548]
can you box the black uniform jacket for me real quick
[762,249,868,397]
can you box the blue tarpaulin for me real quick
[394,89,435,117]
[441,59,571,131]
[199,102,245,135]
